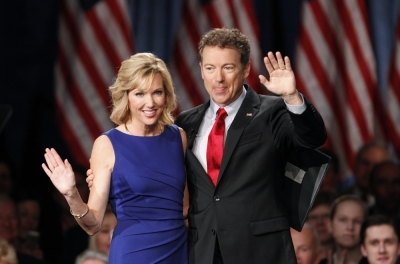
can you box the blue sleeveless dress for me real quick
[103,125,188,263]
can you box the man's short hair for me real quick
[360,214,400,245]
[355,141,391,164]
[198,28,251,67]
[311,191,338,211]
[369,160,400,186]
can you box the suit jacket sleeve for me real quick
[269,93,327,155]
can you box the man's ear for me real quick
[199,62,204,79]
[243,62,250,79]
[360,244,368,257]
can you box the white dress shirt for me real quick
[192,87,306,172]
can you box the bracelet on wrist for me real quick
[70,203,89,219]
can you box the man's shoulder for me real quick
[258,93,281,102]
[175,103,207,126]
[178,104,202,117]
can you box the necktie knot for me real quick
[216,108,228,120]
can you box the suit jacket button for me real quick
[214,196,220,202]
[212,229,216,235]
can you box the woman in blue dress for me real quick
[42,53,188,263]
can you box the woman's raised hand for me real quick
[42,148,77,196]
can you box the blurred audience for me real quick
[0,237,17,264]
[290,223,325,264]
[360,214,400,264]
[75,249,108,264]
[369,161,400,231]
[342,142,391,207]
[307,191,338,259]
[88,206,116,255]
[328,195,368,264]
[15,192,43,260]
[0,194,46,263]
[319,148,342,195]
[40,163,90,264]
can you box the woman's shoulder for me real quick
[101,127,120,136]
[168,124,180,132]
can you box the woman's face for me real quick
[127,73,166,130]
[95,212,117,254]
[330,200,364,249]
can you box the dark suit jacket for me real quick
[175,85,327,264]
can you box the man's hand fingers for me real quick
[86,175,94,184]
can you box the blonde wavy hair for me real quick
[109,53,177,126]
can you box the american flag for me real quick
[386,13,400,159]
[171,0,266,112]
[294,0,389,178]
[55,0,134,166]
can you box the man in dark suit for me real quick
[175,28,327,263]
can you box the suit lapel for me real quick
[218,87,261,185]
[186,148,212,186]
[186,101,210,150]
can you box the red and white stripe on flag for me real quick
[295,0,385,178]
[55,0,134,166]
[386,14,400,159]
[171,0,266,112]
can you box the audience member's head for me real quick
[0,238,17,264]
[370,161,400,216]
[0,195,18,246]
[75,249,108,264]
[354,142,391,195]
[290,223,321,264]
[88,207,116,254]
[308,191,337,249]
[360,214,400,264]
[16,192,41,240]
[329,195,368,251]
[14,191,43,259]
[319,148,341,193]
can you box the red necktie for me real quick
[207,108,228,186]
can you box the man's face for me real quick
[307,204,332,244]
[290,227,319,264]
[0,200,18,242]
[355,146,390,193]
[361,225,400,264]
[371,164,400,213]
[17,199,40,238]
[200,46,250,107]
